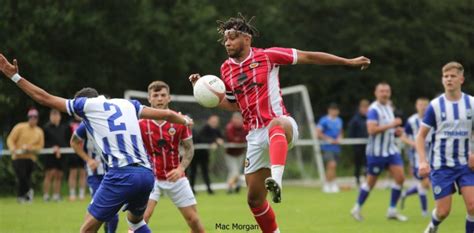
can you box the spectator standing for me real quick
[316,103,343,193]
[42,109,71,201]
[188,115,223,194]
[348,99,370,186]
[7,108,44,203]
[68,117,87,201]
[224,112,247,194]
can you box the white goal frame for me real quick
[124,85,326,182]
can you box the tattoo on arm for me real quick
[180,139,194,169]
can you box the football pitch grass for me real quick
[0,186,466,233]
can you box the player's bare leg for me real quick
[424,195,452,233]
[43,169,54,201]
[386,165,407,221]
[461,186,474,233]
[265,117,294,203]
[247,168,279,233]
[351,174,378,221]
[53,169,63,201]
[78,168,87,200]
[143,199,157,224]
[80,213,103,233]
[178,205,205,233]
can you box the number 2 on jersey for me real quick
[104,103,127,131]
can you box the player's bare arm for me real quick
[366,117,402,135]
[416,126,431,177]
[296,50,371,70]
[140,107,194,127]
[0,54,68,112]
[70,134,98,171]
[399,133,416,148]
[188,73,240,111]
[166,138,194,182]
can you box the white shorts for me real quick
[244,116,299,174]
[149,177,197,208]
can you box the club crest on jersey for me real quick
[245,158,250,168]
[434,185,442,195]
[372,166,380,174]
[249,62,259,69]
[168,127,176,136]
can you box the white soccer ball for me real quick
[193,75,226,108]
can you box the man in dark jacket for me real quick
[348,99,369,186]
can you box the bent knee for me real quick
[436,208,451,219]
[247,197,266,208]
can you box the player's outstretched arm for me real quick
[296,50,371,70]
[70,134,98,171]
[140,107,194,127]
[0,54,67,112]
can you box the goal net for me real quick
[124,85,325,188]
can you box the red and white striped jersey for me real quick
[220,47,297,130]
[139,119,192,180]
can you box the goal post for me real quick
[124,85,326,184]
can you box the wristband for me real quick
[11,73,22,83]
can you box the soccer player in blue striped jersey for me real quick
[0,54,193,233]
[351,82,408,222]
[399,97,431,216]
[417,62,474,233]
[70,122,119,233]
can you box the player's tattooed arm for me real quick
[218,98,240,111]
[70,134,98,171]
[166,138,194,182]
[0,54,68,112]
[296,50,371,70]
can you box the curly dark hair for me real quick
[74,87,99,98]
[217,13,259,39]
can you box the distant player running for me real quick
[399,97,431,216]
[71,122,119,233]
[0,53,193,233]
[351,82,408,222]
[189,14,370,233]
[138,81,205,233]
[417,62,474,233]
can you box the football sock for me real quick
[250,201,278,233]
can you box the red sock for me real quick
[250,201,278,233]
[268,126,288,165]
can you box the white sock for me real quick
[52,193,60,200]
[467,214,474,222]
[271,165,285,188]
[69,188,76,197]
[79,188,85,197]
[127,219,146,231]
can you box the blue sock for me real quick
[432,210,442,227]
[390,184,402,208]
[404,185,418,197]
[107,214,119,233]
[466,215,474,233]
[419,194,428,213]
[357,183,370,207]
[134,225,151,233]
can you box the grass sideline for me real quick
[0,186,467,233]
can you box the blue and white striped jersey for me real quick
[405,114,432,168]
[66,96,151,169]
[366,101,399,157]
[422,93,474,170]
[74,122,106,176]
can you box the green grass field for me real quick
[0,186,467,233]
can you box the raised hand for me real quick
[0,54,19,78]
[348,56,371,70]
[188,73,201,86]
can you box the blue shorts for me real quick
[88,165,154,222]
[366,154,403,176]
[87,175,104,197]
[430,166,474,200]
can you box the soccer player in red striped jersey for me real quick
[138,81,205,233]
[189,14,370,233]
